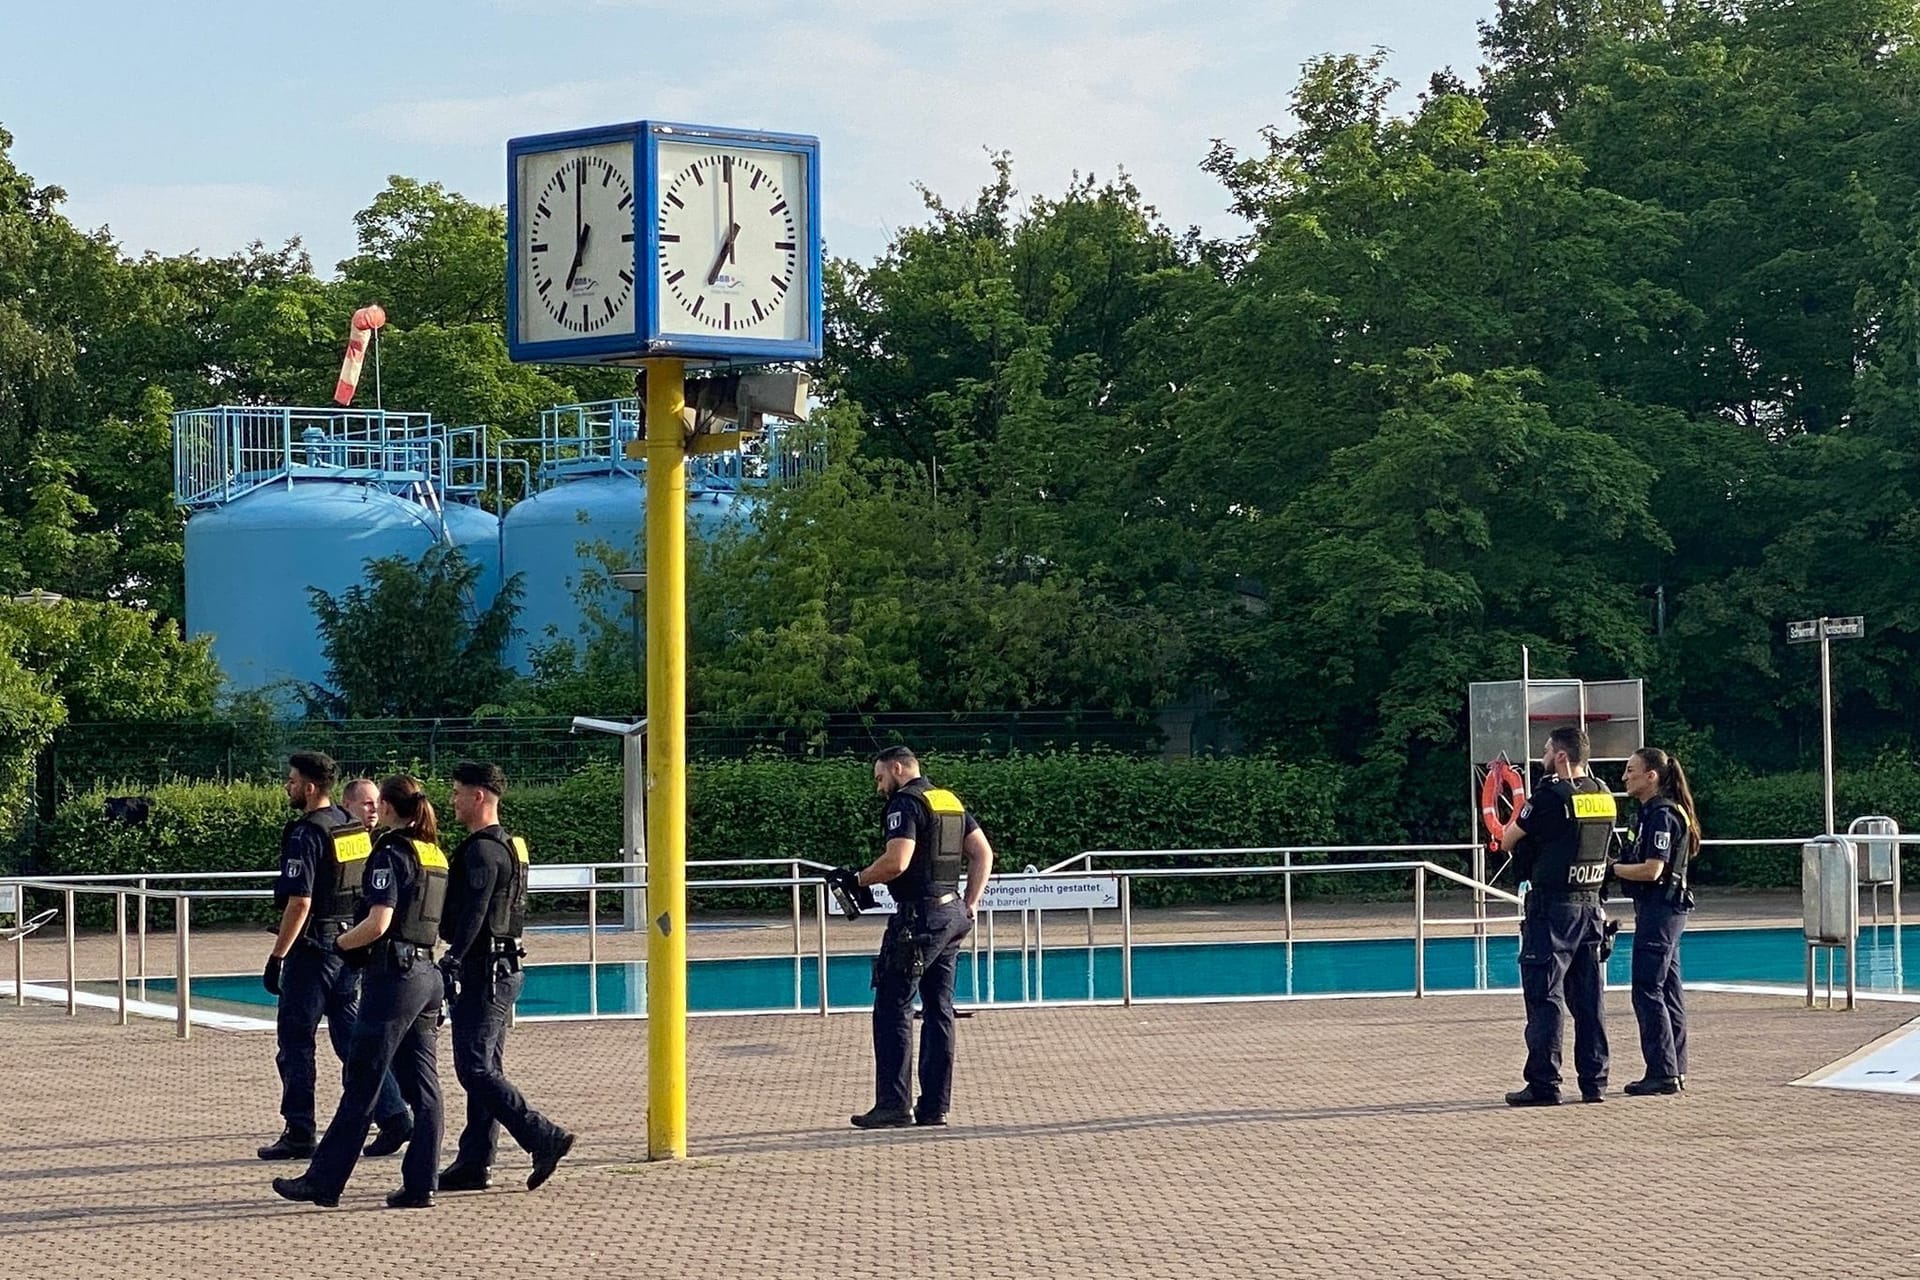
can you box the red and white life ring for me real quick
[1480,758,1527,850]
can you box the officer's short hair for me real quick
[873,745,918,768]
[1547,727,1590,765]
[451,759,507,796]
[288,751,338,790]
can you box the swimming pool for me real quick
[146,922,1915,1018]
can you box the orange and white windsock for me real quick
[333,305,387,406]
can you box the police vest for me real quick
[384,834,450,947]
[1530,776,1618,895]
[1634,798,1692,893]
[893,778,969,902]
[285,807,373,931]
[484,832,531,939]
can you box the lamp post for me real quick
[612,569,646,678]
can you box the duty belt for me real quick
[902,890,959,910]
[381,940,434,965]
[1530,890,1601,905]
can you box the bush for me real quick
[41,755,1361,919]
[1692,758,1920,888]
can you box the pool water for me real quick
[149,923,1916,1018]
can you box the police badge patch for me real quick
[371,869,393,892]
[284,860,304,879]
[887,811,903,833]
[1654,831,1672,851]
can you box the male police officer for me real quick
[436,761,576,1192]
[343,777,380,831]
[258,752,413,1161]
[834,746,994,1129]
[1499,727,1615,1106]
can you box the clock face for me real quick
[516,141,638,344]
[654,140,810,344]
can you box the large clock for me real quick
[507,121,821,365]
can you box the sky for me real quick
[3,1,1494,275]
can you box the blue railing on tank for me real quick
[170,406,485,510]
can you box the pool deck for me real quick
[6,888,1826,986]
[3,983,1916,1278]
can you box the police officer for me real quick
[1498,727,1614,1106]
[835,746,994,1129]
[1615,746,1698,1096]
[342,776,380,831]
[258,752,412,1162]
[273,774,447,1209]
[435,760,576,1193]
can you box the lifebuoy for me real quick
[1480,758,1527,850]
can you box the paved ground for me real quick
[3,985,1916,1278]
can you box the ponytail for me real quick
[1633,748,1701,860]
[377,773,439,844]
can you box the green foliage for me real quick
[307,544,522,718]
[0,630,63,837]
[0,595,221,721]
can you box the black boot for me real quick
[271,1175,339,1207]
[364,1118,413,1158]
[1624,1077,1681,1097]
[385,1186,435,1209]
[1503,1087,1560,1107]
[528,1131,576,1191]
[257,1127,315,1160]
[850,1106,914,1129]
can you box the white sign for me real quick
[0,884,15,916]
[1787,619,1820,644]
[1824,615,1865,640]
[861,875,1120,915]
[528,866,595,890]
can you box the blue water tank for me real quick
[184,480,449,695]
[501,470,759,670]
[440,499,503,613]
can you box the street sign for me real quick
[859,875,1122,915]
[1824,615,1865,640]
[1788,616,1865,643]
[0,884,16,916]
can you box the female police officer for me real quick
[273,774,448,1209]
[1614,747,1699,1096]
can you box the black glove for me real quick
[262,953,283,996]
[826,868,877,920]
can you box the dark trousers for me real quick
[1520,897,1610,1094]
[1630,895,1688,1080]
[872,900,972,1118]
[275,942,409,1133]
[451,957,565,1168]
[304,952,442,1198]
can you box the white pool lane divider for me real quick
[1795,1015,1920,1097]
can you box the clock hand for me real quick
[724,156,736,265]
[706,222,739,286]
[566,157,586,289]
[566,223,591,290]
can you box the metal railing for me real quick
[7,834,1914,1034]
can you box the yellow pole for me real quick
[643,358,687,1159]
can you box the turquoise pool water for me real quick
[147,923,1916,1017]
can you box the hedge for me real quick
[38,755,1361,923]
[38,756,1920,924]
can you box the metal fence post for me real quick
[175,895,191,1041]
[587,887,599,1019]
[791,860,803,1011]
[63,888,76,1016]
[116,891,128,1026]
[137,877,148,1003]
[814,883,830,1018]
[1119,876,1134,1007]
[1413,866,1427,998]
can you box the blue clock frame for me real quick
[506,120,823,366]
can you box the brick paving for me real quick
[3,986,1917,1278]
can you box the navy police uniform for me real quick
[1512,775,1615,1100]
[439,825,570,1182]
[1621,797,1692,1083]
[873,779,979,1122]
[270,806,409,1140]
[299,830,447,1201]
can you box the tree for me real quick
[0,595,221,722]
[307,545,521,718]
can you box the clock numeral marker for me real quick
[770,275,789,293]
[538,278,552,296]
[666,269,685,285]
[621,232,635,243]
[537,202,550,218]
[691,166,704,186]
[556,170,567,192]
[666,192,684,209]
[619,269,633,285]
[724,302,732,329]
[769,200,788,215]
[750,171,762,190]
[557,301,569,324]
[752,299,765,321]
[605,297,617,319]
[660,233,680,242]
[532,242,549,253]
[774,241,795,251]
[690,296,705,319]
[602,166,613,187]
[618,192,633,211]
